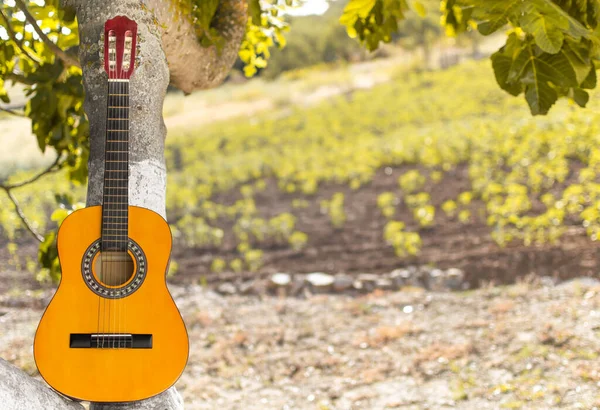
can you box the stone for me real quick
[427,269,445,291]
[445,268,466,291]
[375,278,394,290]
[357,273,379,292]
[238,281,256,295]
[216,282,236,295]
[90,387,184,410]
[389,269,411,288]
[333,275,354,292]
[306,272,334,292]
[403,267,426,289]
[0,358,85,410]
[557,277,600,289]
[290,275,307,296]
[270,273,291,288]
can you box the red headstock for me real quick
[102,16,138,80]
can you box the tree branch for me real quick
[0,8,41,65]
[148,0,248,92]
[0,106,26,117]
[0,155,63,243]
[4,189,44,243]
[14,0,81,69]
[4,72,37,86]
[0,155,63,190]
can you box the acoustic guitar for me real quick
[34,16,188,403]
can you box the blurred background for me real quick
[2,0,600,409]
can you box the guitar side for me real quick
[34,205,189,403]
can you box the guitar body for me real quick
[34,205,189,403]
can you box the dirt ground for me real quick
[2,277,600,409]
[170,164,600,290]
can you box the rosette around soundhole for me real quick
[81,239,147,298]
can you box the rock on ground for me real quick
[90,387,183,410]
[0,358,84,410]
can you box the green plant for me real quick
[384,221,422,257]
[399,170,426,194]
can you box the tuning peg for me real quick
[134,56,142,69]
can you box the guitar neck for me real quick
[101,79,130,252]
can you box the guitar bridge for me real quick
[70,333,152,348]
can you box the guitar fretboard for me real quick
[101,80,129,252]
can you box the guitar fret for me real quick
[104,78,129,235]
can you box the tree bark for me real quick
[70,0,178,407]
[145,0,247,93]
[52,0,248,407]
[74,0,170,217]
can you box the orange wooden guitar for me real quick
[34,16,188,403]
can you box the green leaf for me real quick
[512,44,579,115]
[471,0,521,36]
[38,230,60,282]
[560,39,592,84]
[0,79,9,103]
[412,1,426,17]
[248,0,263,25]
[491,33,524,96]
[50,208,69,224]
[571,87,589,107]
[340,0,409,51]
[581,65,597,89]
[519,3,568,54]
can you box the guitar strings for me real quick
[98,29,133,349]
[118,45,127,349]
[102,34,114,349]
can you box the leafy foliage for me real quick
[449,0,600,115]
[8,60,600,278]
[0,0,87,181]
[4,1,600,279]
[342,0,600,114]
[238,0,299,76]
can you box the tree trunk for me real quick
[74,1,177,406]
[54,0,247,407]
[75,0,170,217]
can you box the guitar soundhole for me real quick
[94,251,135,287]
[82,239,146,298]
